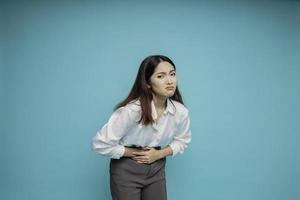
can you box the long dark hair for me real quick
[114,55,184,126]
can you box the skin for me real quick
[124,61,178,164]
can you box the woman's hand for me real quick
[131,147,162,164]
[123,147,145,157]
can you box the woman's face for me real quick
[148,61,177,99]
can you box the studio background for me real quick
[1,0,299,200]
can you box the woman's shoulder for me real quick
[170,99,189,119]
[122,98,141,112]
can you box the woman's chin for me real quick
[166,93,175,98]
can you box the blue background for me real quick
[1,0,300,199]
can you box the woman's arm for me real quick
[91,107,133,159]
[168,111,192,157]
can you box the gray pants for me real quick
[109,157,167,200]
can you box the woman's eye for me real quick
[171,73,176,76]
[157,75,163,78]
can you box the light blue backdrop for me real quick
[1,0,300,200]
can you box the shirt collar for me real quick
[151,98,176,120]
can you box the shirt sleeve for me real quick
[91,106,132,159]
[168,111,192,157]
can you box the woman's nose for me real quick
[166,76,172,84]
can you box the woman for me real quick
[91,55,192,200]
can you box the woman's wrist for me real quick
[157,146,173,159]
[123,147,135,157]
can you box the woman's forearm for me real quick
[157,146,173,159]
[123,147,136,157]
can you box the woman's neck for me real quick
[152,94,167,110]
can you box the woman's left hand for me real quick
[131,147,161,164]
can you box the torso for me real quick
[120,98,189,147]
[155,107,166,123]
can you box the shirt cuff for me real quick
[168,142,181,157]
[111,145,125,159]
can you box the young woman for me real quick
[91,55,192,200]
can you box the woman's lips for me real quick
[166,87,175,90]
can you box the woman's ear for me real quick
[147,84,151,89]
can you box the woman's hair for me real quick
[114,55,184,126]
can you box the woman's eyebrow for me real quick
[155,69,176,75]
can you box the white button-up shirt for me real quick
[91,98,192,159]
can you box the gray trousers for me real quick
[109,157,167,200]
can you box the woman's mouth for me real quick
[166,87,175,90]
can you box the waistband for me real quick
[124,145,161,150]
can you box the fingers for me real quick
[131,156,151,163]
[132,156,147,161]
[143,146,152,150]
[137,160,149,164]
[133,148,146,152]
[132,151,146,156]
[131,147,155,163]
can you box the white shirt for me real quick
[91,98,192,159]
